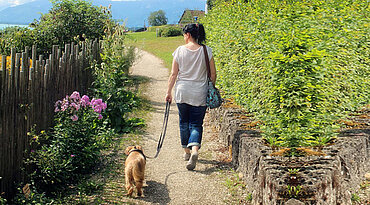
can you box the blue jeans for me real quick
[177,103,207,149]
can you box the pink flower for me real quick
[81,95,90,107]
[71,154,75,157]
[70,103,80,111]
[61,103,69,112]
[71,115,78,121]
[70,91,81,100]
[98,114,103,120]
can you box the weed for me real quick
[246,193,252,202]
[351,193,360,202]
[286,185,302,198]
[78,180,103,195]
[360,182,369,190]
[288,168,300,175]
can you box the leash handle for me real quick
[147,101,170,159]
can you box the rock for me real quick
[238,172,244,179]
[365,173,370,181]
[285,198,304,205]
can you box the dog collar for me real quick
[129,149,146,161]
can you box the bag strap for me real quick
[202,45,211,79]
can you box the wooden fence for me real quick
[0,40,101,199]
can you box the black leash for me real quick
[147,101,170,159]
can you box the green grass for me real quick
[126,31,183,69]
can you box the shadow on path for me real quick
[142,180,170,204]
[194,159,232,175]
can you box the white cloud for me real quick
[0,0,35,8]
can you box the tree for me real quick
[148,10,167,26]
[33,0,113,54]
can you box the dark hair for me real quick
[182,23,206,45]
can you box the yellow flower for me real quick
[0,56,32,72]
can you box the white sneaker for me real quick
[186,153,198,170]
[184,153,191,161]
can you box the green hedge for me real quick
[158,25,182,37]
[203,0,369,148]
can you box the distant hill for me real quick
[0,0,205,27]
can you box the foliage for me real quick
[246,193,252,202]
[207,0,216,10]
[0,26,36,55]
[13,183,55,204]
[0,0,113,56]
[0,195,6,205]
[158,26,182,37]
[286,185,302,198]
[148,10,168,26]
[288,168,300,176]
[146,25,167,32]
[92,25,141,133]
[351,193,360,202]
[203,0,369,149]
[27,91,111,194]
[32,0,113,55]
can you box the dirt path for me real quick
[129,50,231,204]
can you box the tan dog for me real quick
[124,145,146,197]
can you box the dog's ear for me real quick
[125,146,134,155]
[135,145,143,151]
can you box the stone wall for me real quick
[208,105,370,205]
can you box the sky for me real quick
[0,0,34,9]
[0,0,141,10]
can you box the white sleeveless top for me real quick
[172,45,213,106]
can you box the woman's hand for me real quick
[165,93,172,104]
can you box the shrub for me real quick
[32,0,113,55]
[159,26,182,37]
[92,25,142,133]
[0,26,36,55]
[203,0,369,148]
[147,25,166,32]
[0,0,114,56]
[27,91,110,193]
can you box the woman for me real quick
[165,23,217,170]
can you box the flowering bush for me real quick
[93,25,143,133]
[54,91,107,122]
[28,91,111,193]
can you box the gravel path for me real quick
[129,50,230,205]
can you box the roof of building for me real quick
[178,9,205,24]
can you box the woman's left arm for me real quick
[209,57,217,85]
[165,58,179,103]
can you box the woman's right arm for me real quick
[165,58,179,103]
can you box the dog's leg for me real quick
[126,186,134,197]
[125,169,134,197]
[135,180,144,197]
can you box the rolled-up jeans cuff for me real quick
[187,142,201,149]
